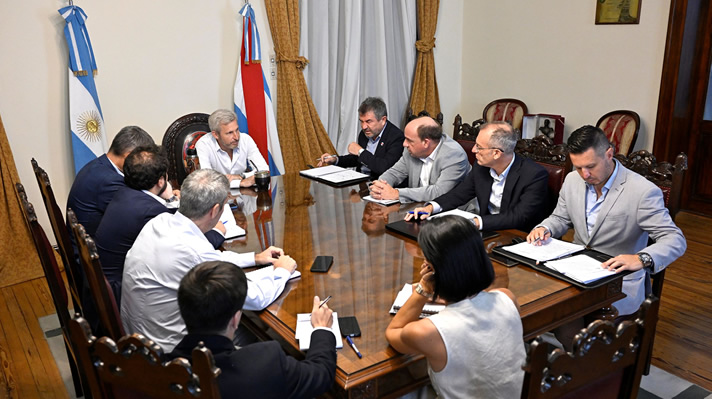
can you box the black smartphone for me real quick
[338,316,361,337]
[310,256,333,273]
[489,252,519,267]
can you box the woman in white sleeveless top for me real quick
[386,216,526,398]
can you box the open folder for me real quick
[389,283,445,318]
[220,204,246,240]
[299,165,369,187]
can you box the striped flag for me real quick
[234,4,284,176]
[59,5,108,174]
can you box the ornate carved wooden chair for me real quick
[483,98,528,131]
[521,296,659,399]
[68,209,124,340]
[162,113,211,188]
[451,114,482,165]
[31,158,84,315]
[516,135,572,215]
[614,150,688,374]
[16,183,86,397]
[405,107,444,126]
[597,110,640,156]
[69,315,221,399]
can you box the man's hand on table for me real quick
[255,246,285,265]
[369,180,399,200]
[602,254,644,273]
[404,204,433,221]
[526,226,551,245]
[310,296,333,329]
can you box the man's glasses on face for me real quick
[474,143,502,153]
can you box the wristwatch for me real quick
[638,252,654,270]
[415,283,433,299]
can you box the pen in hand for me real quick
[318,295,332,308]
[346,335,362,358]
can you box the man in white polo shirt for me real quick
[195,109,269,187]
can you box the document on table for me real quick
[298,165,343,178]
[317,169,369,184]
[431,209,478,220]
[363,195,399,206]
[389,283,445,318]
[502,238,584,262]
[295,312,343,350]
[220,204,246,239]
[543,254,616,284]
[245,266,301,282]
[229,171,256,188]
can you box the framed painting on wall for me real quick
[595,0,641,25]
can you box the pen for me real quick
[346,336,362,359]
[407,211,428,216]
[318,295,332,308]
[222,220,228,224]
[315,155,338,161]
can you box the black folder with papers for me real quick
[299,165,370,187]
[492,244,630,289]
[386,219,498,242]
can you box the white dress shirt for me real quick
[121,211,290,352]
[195,133,269,176]
[419,140,443,187]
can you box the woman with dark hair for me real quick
[385,216,525,398]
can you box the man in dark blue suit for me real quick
[407,122,549,232]
[317,97,404,180]
[169,261,337,399]
[67,126,155,238]
[95,145,225,305]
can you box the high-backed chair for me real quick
[483,98,528,131]
[162,113,210,188]
[516,135,572,215]
[68,209,124,340]
[405,107,444,126]
[614,150,687,374]
[31,158,84,315]
[16,183,86,398]
[68,315,221,399]
[597,110,640,156]
[452,114,481,165]
[521,296,659,399]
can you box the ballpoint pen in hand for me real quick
[346,336,362,358]
[318,295,332,308]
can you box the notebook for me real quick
[299,165,369,187]
[219,204,246,239]
[295,312,343,350]
[386,219,499,241]
[389,283,445,318]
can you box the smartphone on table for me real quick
[310,256,334,273]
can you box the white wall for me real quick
[433,0,464,134]
[0,0,275,238]
[458,0,670,150]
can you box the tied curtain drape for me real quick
[299,0,417,155]
[263,0,335,173]
[408,0,441,117]
[0,114,42,287]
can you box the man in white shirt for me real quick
[370,117,470,203]
[195,109,269,187]
[121,169,296,351]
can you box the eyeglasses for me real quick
[474,143,503,152]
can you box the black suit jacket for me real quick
[169,331,336,399]
[67,154,125,238]
[434,155,549,232]
[337,120,404,179]
[94,187,224,305]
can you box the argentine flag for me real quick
[59,5,108,174]
[234,4,284,176]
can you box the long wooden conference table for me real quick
[224,173,625,399]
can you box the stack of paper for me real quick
[363,195,399,206]
[502,238,584,262]
[295,312,343,351]
[220,204,246,240]
[389,283,445,318]
[543,254,616,284]
[298,165,343,178]
[431,209,478,220]
[245,266,301,282]
[299,165,369,185]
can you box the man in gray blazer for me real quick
[369,116,471,203]
[527,125,686,316]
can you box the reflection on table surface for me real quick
[224,173,624,395]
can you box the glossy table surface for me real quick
[225,173,624,397]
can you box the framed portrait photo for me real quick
[595,0,641,25]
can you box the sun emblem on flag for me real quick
[76,110,102,142]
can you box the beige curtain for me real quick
[408,0,441,117]
[264,0,336,173]
[0,114,42,288]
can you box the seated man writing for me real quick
[406,122,549,232]
[195,108,269,187]
[527,125,686,316]
[369,116,470,203]
[317,97,404,179]
[169,261,336,399]
[121,169,296,351]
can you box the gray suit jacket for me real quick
[378,135,471,203]
[540,160,686,315]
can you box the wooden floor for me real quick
[0,211,710,397]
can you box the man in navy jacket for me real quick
[169,261,336,399]
[318,97,404,179]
